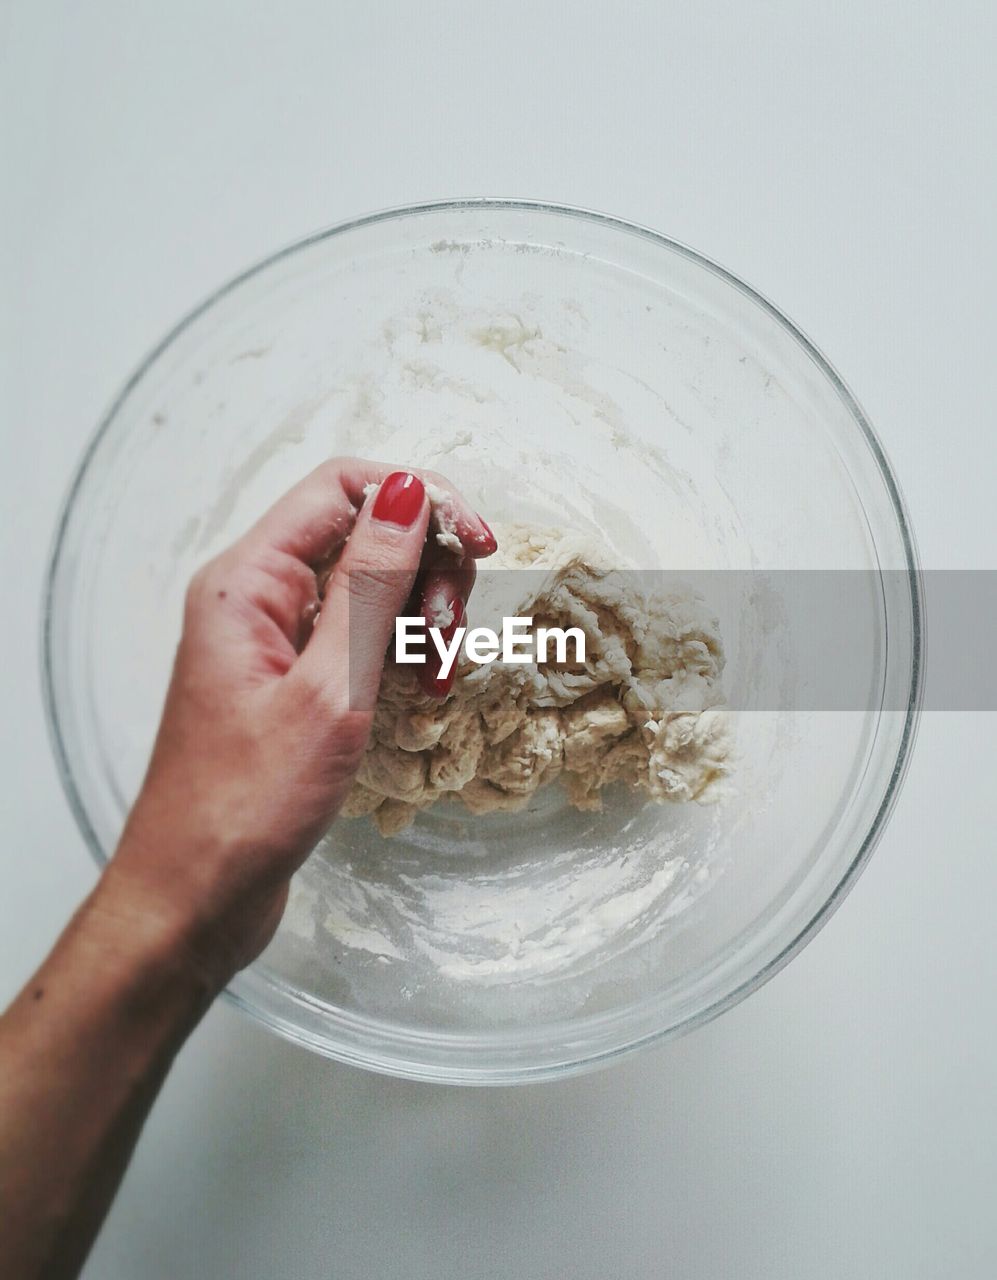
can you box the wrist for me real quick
[103,824,278,994]
[4,867,217,1086]
[84,859,225,1014]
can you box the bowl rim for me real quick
[40,196,926,1084]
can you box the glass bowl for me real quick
[42,200,923,1083]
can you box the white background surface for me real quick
[1,3,995,1277]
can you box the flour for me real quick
[402,858,688,981]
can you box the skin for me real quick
[0,458,494,1280]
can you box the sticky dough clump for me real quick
[340,519,731,836]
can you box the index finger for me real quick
[236,457,496,567]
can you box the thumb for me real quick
[295,471,430,717]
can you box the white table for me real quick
[2,3,994,1276]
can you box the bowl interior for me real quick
[44,202,920,1081]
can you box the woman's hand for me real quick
[0,457,494,1280]
[107,457,494,991]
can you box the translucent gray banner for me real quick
[342,569,995,711]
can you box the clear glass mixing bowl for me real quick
[42,200,923,1083]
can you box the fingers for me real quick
[294,471,431,717]
[182,547,318,678]
[238,457,495,568]
[233,459,368,567]
[414,551,477,699]
[187,457,497,702]
[414,467,496,560]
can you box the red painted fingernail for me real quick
[419,598,464,699]
[372,472,425,529]
[474,515,497,555]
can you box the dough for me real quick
[341,520,731,836]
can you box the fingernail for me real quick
[474,515,497,555]
[372,472,425,529]
[419,597,464,699]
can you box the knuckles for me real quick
[185,557,226,614]
[185,550,318,621]
[340,558,415,608]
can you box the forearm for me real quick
[0,459,488,1278]
[0,865,217,1280]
